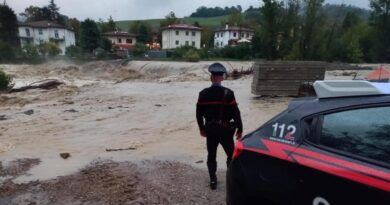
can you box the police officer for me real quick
[196,63,243,190]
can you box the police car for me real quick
[227,81,390,205]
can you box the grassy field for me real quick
[116,15,229,31]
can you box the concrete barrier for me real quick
[252,61,326,96]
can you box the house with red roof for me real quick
[18,20,76,55]
[161,24,201,49]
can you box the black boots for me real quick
[210,175,217,190]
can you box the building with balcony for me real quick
[214,25,254,48]
[161,24,201,49]
[18,21,76,55]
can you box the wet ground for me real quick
[0,61,372,204]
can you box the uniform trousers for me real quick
[206,128,235,179]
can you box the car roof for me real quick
[287,81,390,118]
[288,94,390,118]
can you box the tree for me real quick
[342,11,361,31]
[79,19,101,52]
[158,11,180,44]
[129,21,141,34]
[20,6,46,21]
[369,0,390,62]
[190,6,243,17]
[300,0,326,60]
[99,16,116,33]
[251,27,263,58]
[137,24,149,44]
[20,1,65,24]
[160,11,180,27]
[280,0,301,58]
[260,0,284,60]
[129,21,152,44]
[99,38,112,51]
[201,26,214,48]
[228,11,244,26]
[193,21,200,27]
[329,19,371,63]
[0,4,19,46]
[67,18,81,45]
[106,16,116,31]
[0,41,15,62]
[48,0,59,21]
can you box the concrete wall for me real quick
[252,61,326,96]
[162,29,201,49]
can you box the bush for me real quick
[198,48,210,59]
[183,49,200,62]
[0,41,15,62]
[46,42,62,57]
[65,45,82,58]
[132,43,148,57]
[0,70,13,91]
[95,48,108,59]
[220,43,252,60]
[38,42,62,57]
[22,43,40,60]
[99,38,112,51]
[172,46,197,59]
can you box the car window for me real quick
[320,106,390,165]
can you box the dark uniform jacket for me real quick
[196,84,243,134]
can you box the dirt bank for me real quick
[1,159,225,205]
[0,60,254,86]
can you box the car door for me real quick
[293,105,390,205]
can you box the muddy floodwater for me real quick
[0,60,372,204]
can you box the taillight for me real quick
[233,141,244,159]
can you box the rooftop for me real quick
[19,21,68,30]
[215,25,254,32]
[161,24,201,31]
[102,31,137,37]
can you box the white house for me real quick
[18,20,76,55]
[161,24,201,49]
[214,25,255,48]
[102,31,137,50]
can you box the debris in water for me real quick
[195,160,204,164]
[0,115,8,121]
[9,79,64,93]
[60,153,71,159]
[105,147,136,152]
[59,99,74,105]
[23,109,34,115]
[154,104,167,107]
[64,109,78,113]
[108,105,129,110]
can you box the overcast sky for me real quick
[7,0,370,21]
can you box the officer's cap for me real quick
[208,63,227,76]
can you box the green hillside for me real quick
[116,15,229,31]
